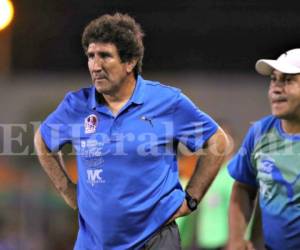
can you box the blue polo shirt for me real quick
[40,76,218,250]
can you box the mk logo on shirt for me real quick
[87,169,105,186]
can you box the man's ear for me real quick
[126,59,138,73]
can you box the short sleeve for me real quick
[40,93,73,152]
[174,93,218,152]
[227,125,258,187]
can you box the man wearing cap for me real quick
[228,48,300,250]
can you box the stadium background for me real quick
[0,1,299,249]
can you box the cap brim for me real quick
[255,59,300,76]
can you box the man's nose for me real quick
[270,81,284,93]
[92,56,103,71]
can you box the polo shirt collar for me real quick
[129,75,145,105]
[89,86,97,110]
[89,75,145,110]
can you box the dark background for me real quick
[12,0,300,73]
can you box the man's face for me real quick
[268,70,300,120]
[87,42,133,95]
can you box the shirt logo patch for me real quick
[87,169,105,186]
[259,156,300,200]
[85,114,98,134]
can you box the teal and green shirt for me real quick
[228,115,300,250]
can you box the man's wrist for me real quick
[185,190,198,211]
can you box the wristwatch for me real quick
[185,191,198,211]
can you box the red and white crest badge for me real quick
[84,114,98,134]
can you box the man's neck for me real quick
[102,74,137,115]
[281,119,300,134]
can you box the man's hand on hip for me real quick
[166,200,191,224]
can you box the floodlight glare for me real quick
[0,0,14,31]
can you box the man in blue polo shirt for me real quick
[34,13,227,250]
[228,49,300,250]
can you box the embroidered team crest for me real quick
[85,114,98,134]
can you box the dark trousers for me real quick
[143,221,182,250]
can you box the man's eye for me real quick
[87,53,94,59]
[285,78,292,84]
[286,75,293,80]
[100,53,110,58]
[270,75,276,81]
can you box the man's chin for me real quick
[94,86,112,95]
[95,87,105,94]
[272,111,285,118]
[94,82,106,92]
[271,106,287,118]
[272,111,294,120]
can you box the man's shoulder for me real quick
[247,115,278,146]
[60,86,92,111]
[252,115,278,131]
[65,86,92,101]
[141,78,181,101]
[142,78,181,95]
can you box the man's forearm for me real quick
[250,197,265,250]
[34,128,77,209]
[186,128,228,202]
[229,181,257,248]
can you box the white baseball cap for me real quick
[255,49,300,76]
